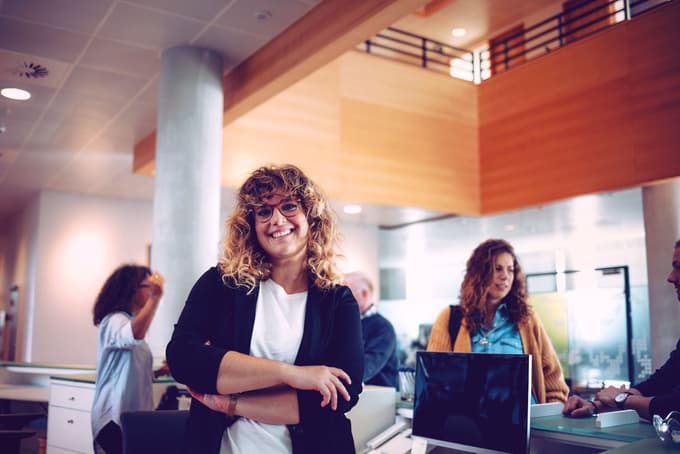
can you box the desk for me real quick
[397,400,665,454]
[531,414,658,453]
[605,437,680,453]
[0,384,48,403]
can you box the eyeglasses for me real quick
[138,283,152,289]
[252,200,302,223]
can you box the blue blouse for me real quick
[470,303,535,403]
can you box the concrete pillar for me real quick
[148,46,224,358]
[642,178,680,368]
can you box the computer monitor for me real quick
[412,352,532,454]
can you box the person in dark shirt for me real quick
[344,271,398,388]
[563,239,680,420]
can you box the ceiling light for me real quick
[451,28,467,37]
[255,9,272,21]
[343,204,362,215]
[1,87,31,101]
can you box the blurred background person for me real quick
[166,164,364,454]
[427,238,569,404]
[345,271,398,388]
[564,239,680,420]
[91,265,167,454]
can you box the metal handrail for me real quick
[358,0,671,82]
[359,26,475,80]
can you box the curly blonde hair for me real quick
[459,238,530,333]
[219,164,343,293]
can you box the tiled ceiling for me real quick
[0,0,583,228]
[0,0,321,219]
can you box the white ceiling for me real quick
[1,0,618,229]
[0,0,325,218]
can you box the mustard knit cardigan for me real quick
[427,307,569,404]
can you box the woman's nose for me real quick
[270,207,286,224]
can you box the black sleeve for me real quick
[166,267,230,394]
[363,317,397,383]
[634,339,680,417]
[297,286,364,421]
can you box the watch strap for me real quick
[616,392,631,409]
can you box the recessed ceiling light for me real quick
[1,87,31,101]
[255,9,272,21]
[451,28,467,37]
[343,204,362,215]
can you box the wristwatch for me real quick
[614,392,631,409]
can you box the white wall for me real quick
[28,191,153,363]
[6,194,41,362]
[337,222,380,298]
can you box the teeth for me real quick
[272,230,291,238]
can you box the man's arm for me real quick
[362,317,396,383]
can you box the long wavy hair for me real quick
[92,264,151,325]
[459,239,530,333]
[219,164,343,293]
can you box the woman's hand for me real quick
[187,388,230,414]
[562,395,597,417]
[148,272,164,300]
[282,365,351,410]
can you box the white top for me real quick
[221,279,307,454]
[91,312,154,439]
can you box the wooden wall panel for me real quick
[339,52,477,123]
[339,98,479,214]
[221,59,342,193]
[625,4,680,183]
[338,52,479,214]
[218,50,480,215]
[479,1,680,214]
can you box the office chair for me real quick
[120,410,188,454]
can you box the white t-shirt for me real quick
[91,312,154,439]
[221,279,307,454]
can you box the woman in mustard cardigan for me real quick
[427,239,568,403]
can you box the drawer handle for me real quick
[68,396,76,401]
[67,419,74,424]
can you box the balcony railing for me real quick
[358,0,671,83]
[359,27,476,81]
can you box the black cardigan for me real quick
[166,267,364,454]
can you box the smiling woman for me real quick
[165,164,364,454]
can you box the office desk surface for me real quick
[605,437,680,453]
[0,385,49,403]
[531,414,656,450]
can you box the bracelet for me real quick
[589,400,598,415]
[227,393,240,417]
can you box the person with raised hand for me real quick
[91,265,166,454]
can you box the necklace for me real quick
[477,324,500,346]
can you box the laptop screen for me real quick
[412,352,532,454]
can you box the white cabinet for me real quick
[47,378,95,454]
[46,376,177,454]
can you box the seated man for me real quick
[563,239,680,420]
[345,271,399,388]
